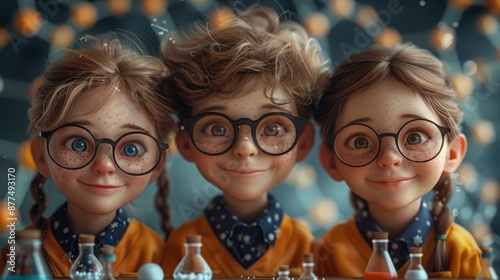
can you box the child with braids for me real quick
[0,33,174,277]
[160,5,330,277]
[314,43,482,278]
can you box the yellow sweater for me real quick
[0,219,165,277]
[162,214,317,277]
[315,217,482,278]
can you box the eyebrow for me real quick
[121,123,150,134]
[64,121,150,134]
[346,117,372,126]
[261,104,293,114]
[347,114,427,126]
[401,113,425,120]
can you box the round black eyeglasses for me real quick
[39,124,169,175]
[180,112,308,156]
[327,118,451,167]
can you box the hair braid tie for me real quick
[435,234,446,241]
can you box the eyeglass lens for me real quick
[333,119,446,166]
[46,125,161,174]
[191,114,299,155]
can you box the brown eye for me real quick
[211,124,226,136]
[354,137,369,148]
[406,133,423,145]
[263,124,280,136]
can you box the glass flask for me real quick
[476,247,498,280]
[276,264,291,280]
[1,228,53,280]
[404,247,428,280]
[99,245,116,280]
[173,235,212,280]
[364,231,398,280]
[299,253,318,280]
[69,234,104,280]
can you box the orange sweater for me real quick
[0,219,165,277]
[315,217,482,278]
[162,214,317,277]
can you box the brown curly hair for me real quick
[161,4,331,120]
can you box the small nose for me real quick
[232,127,258,158]
[91,144,117,175]
[376,136,403,168]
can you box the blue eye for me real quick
[71,139,87,152]
[123,144,139,156]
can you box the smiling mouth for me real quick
[80,182,123,192]
[368,176,416,186]
[222,168,268,176]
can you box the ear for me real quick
[319,143,344,182]
[175,130,196,162]
[443,133,467,174]
[30,138,51,177]
[295,123,315,162]
[149,152,167,183]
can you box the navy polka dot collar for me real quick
[204,194,283,268]
[355,200,434,270]
[50,202,130,263]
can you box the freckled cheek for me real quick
[52,169,84,182]
[429,151,447,166]
[344,173,363,183]
[430,160,445,170]
[196,156,218,173]
[270,154,296,173]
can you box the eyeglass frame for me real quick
[180,112,309,156]
[327,118,452,167]
[39,123,169,176]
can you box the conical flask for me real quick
[404,247,428,280]
[364,231,398,280]
[173,235,212,280]
[69,234,104,280]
